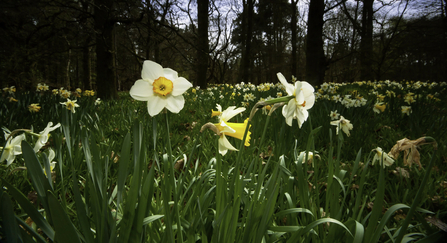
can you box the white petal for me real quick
[219,121,236,134]
[130,80,153,101]
[277,73,295,96]
[162,68,179,81]
[165,95,185,113]
[147,96,167,116]
[282,105,293,126]
[171,77,192,96]
[219,134,238,156]
[305,93,316,109]
[142,61,164,82]
[222,107,246,121]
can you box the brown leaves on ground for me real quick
[389,137,437,170]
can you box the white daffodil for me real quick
[34,122,61,152]
[44,148,57,176]
[0,132,26,166]
[372,147,395,168]
[329,110,340,120]
[277,72,315,128]
[211,104,251,156]
[330,116,353,137]
[129,60,193,116]
[60,98,80,113]
[401,106,412,116]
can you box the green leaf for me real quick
[1,193,20,243]
[142,215,165,225]
[47,191,81,243]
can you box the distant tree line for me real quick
[1,0,446,99]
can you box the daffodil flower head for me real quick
[373,102,386,113]
[330,116,353,137]
[1,131,26,166]
[34,122,61,152]
[205,104,251,156]
[60,98,80,113]
[277,72,315,128]
[44,148,57,176]
[372,147,395,168]
[129,60,193,116]
[28,103,41,113]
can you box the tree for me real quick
[197,0,209,88]
[305,0,326,86]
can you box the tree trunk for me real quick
[239,0,254,83]
[360,0,374,81]
[305,0,326,86]
[94,0,118,99]
[291,0,298,76]
[197,0,209,88]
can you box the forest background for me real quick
[1,0,446,99]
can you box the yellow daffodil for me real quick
[9,97,18,102]
[28,103,41,113]
[373,102,386,114]
[330,116,353,137]
[60,98,80,113]
[1,131,26,166]
[404,92,415,104]
[211,104,251,156]
[129,60,192,116]
[277,72,315,128]
[33,122,61,152]
[372,147,395,168]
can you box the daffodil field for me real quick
[1,63,447,242]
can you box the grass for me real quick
[0,79,446,242]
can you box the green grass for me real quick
[0,80,446,242]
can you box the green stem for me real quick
[165,112,183,243]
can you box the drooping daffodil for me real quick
[0,131,26,166]
[211,104,251,156]
[33,122,61,152]
[129,60,193,116]
[44,148,57,176]
[277,72,315,128]
[372,147,395,168]
[330,116,353,137]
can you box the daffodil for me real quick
[33,122,61,152]
[401,106,412,116]
[330,116,353,137]
[211,104,251,156]
[372,147,395,168]
[28,103,41,113]
[60,98,80,113]
[373,102,386,114]
[277,72,315,128]
[0,131,26,166]
[44,148,57,176]
[129,60,192,116]
[95,98,102,105]
[329,110,340,120]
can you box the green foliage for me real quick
[0,80,446,242]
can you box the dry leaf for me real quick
[389,137,437,170]
[426,216,447,232]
